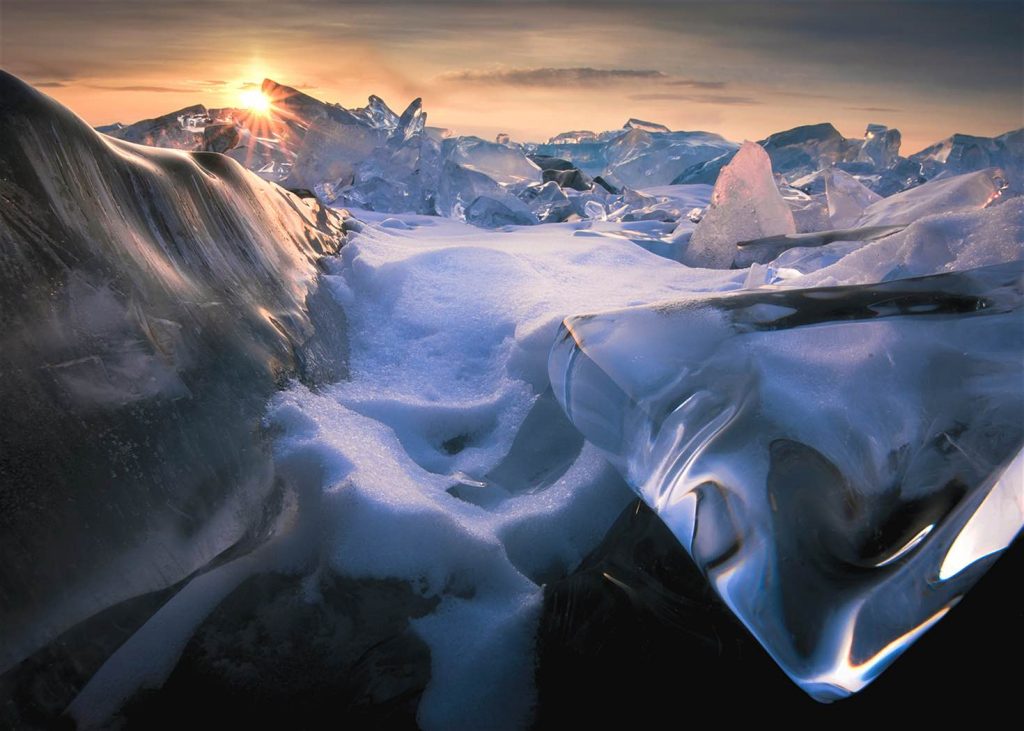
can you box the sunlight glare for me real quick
[239,88,272,115]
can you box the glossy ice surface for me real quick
[550,262,1024,700]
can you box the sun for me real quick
[239,88,272,116]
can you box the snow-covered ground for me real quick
[268,211,744,728]
[268,195,1022,724]
[3,70,1022,729]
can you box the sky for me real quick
[1,0,1021,153]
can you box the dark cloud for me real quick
[84,83,205,93]
[444,67,666,86]
[1,1,1019,145]
[662,79,728,90]
[771,90,838,100]
[33,81,68,88]
[847,106,902,113]
[630,93,761,106]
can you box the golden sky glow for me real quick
[2,1,1021,153]
[239,88,273,116]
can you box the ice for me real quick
[396,97,428,141]
[100,103,208,149]
[519,180,574,223]
[826,168,883,228]
[533,126,734,186]
[673,122,914,195]
[325,105,441,215]
[674,123,859,186]
[856,168,1007,227]
[794,196,1024,287]
[10,69,1024,725]
[0,71,346,672]
[910,128,1024,190]
[354,94,401,132]
[444,136,541,185]
[737,224,906,280]
[682,142,796,268]
[857,124,901,169]
[282,112,386,191]
[761,123,857,179]
[464,194,540,227]
[624,118,672,134]
[549,261,1024,701]
[548,129,600,145]
[201,121,241,154]
[436,160,538,226]
[543,167,593,191]
[603,128,737,188]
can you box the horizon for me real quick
[70,73,1024,155]
[2,0,1021,153]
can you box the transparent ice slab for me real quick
[549,261,1024,701]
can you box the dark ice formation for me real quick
[0,71,347,676]
[549,262,1024,700]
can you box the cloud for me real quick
[662,79,728,90]
[443,67,666,86]
[771,90,838,100]
[84,83,204,93]
[630,93,761,106]
[847,105,902,113]
[240,80,318,91]
[33,81,68,88]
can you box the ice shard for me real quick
[910,129,1023,190]
[549,261,1024,701]
[673,123,859,186]
[602,129,736,189]
[100,104,209,149]
[857,124,902,169]
[826,168,883,228]
[856,168,1006,226]
[682,142,796,268]
[444,136,541,185]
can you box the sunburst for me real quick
[239,88,272,116]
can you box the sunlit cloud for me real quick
[662,79,729,90]
[84,83,206,93]
[630,93,762,106]
[443,67,667,86]
[3,0,1020,151]
[848,106,903,113]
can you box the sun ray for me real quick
[239,88,272,116]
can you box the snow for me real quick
[260,212,743,728]
[253,197,1021,725]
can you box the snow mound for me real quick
[262,214,744,728]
